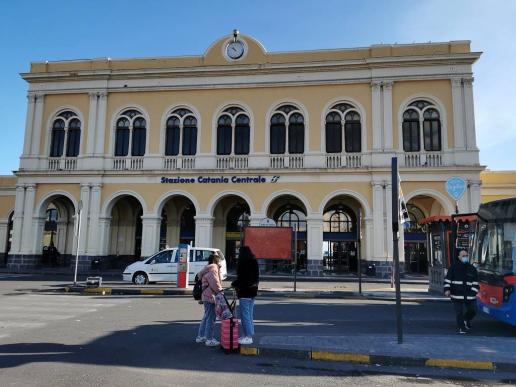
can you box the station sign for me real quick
[161,175,280,184]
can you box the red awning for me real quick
[418,215,452,225]
[453,214,477,223]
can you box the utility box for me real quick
[86,276,102,288]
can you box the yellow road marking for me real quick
[240,346,258,356]
[425,358,493,370]
[312,351,370,363]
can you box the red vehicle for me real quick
[472,197,516,325]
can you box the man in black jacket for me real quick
[444,250,479,334]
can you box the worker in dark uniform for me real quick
[444,250,479,334]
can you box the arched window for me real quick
[406,204,425,232]
[325,103,361,153]
[165,108,198,156]
[216,107,250,155]
[402,100,442,152]
[49,111,81,157]
[270,105,304,154]
[114,109,146,156]
[323,205,356,232]
[274,204,307,232]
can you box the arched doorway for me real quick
[159,196,196,250]
[38,195,76,267]
[404,195,446,274]
[108,196,143,269]
[212,195,251,271]
[266,195,307,272]
[322,196,363,273]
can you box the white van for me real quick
[122,247,227,285]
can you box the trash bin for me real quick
[366,264,376,277]
[91,258,101,270]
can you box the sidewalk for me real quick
[62,277,442,301]
[242,334,516,372]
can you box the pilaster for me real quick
[78,184,91,254]
[21,184,36,254]
[382,81,393,150]
[140,215,161,257]
[371,81,382,151]
[98,216,111,256]
[463,78,478,151]
[22,94,37,156]
[306,215,324,275]
[95,91,108,155]
[194,215,214,247]
[87,184,102,255]
[30,94,44,156]
[384,182,393,257]
[10,185,25,254]
[469,180,482,213]
[372,181,385,259]
[451,78,465,150]
[86,93,99,155]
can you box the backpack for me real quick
[193,278,203,301]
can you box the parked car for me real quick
[122,247,227,285]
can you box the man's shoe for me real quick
[464,320,471,330]
[459,328,467,334]
[205,338,220,347]
[195,336,206,343]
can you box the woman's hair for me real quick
[239,245,255,260]
[208,254,221,266]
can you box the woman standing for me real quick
[231,246,259,345]
[196,254,223,346]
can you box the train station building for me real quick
[0,32,509,276]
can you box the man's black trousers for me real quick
[452,299,476,328]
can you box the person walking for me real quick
[231,246,259,345]
[196,254,223,346]
[444,250,479,334]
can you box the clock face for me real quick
[226,41,245,59]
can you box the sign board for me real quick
[456,221,474,250]
[244,226,292,259]
[259,218,276,227]
[177,244,190,288]
[445,177,467,201]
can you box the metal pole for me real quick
[73,200,83,286]
[357,208,362,295]
[293,224,297,292]
[391,157,403,344]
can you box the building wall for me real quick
[6,33,486,274]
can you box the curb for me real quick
[239,346,511,371]
[61,286,445,302]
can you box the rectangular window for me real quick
[325,122,342,153]
[165,126,180,156]
[270,124,286,154]
[217,125,232,155]
[115,128,129,156]
[50,129,65,157]
[234,125,250,155]
[344,122,361,153]
[402,121,420,152]
[423,120,441,151]
[182,126,197,155]
[132,128,146,156]
[66,129,80,157]
[288,123,304,154]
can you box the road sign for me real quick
[445,177,467,201]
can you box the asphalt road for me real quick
[1,275,515,386]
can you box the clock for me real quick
[226,40,245,60]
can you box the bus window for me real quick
[503,222,516,273]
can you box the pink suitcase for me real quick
[220,317,239,352]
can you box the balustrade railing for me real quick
[404,152,443,167]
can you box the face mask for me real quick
[460,256,469,263]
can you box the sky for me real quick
[1,0,515,175]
